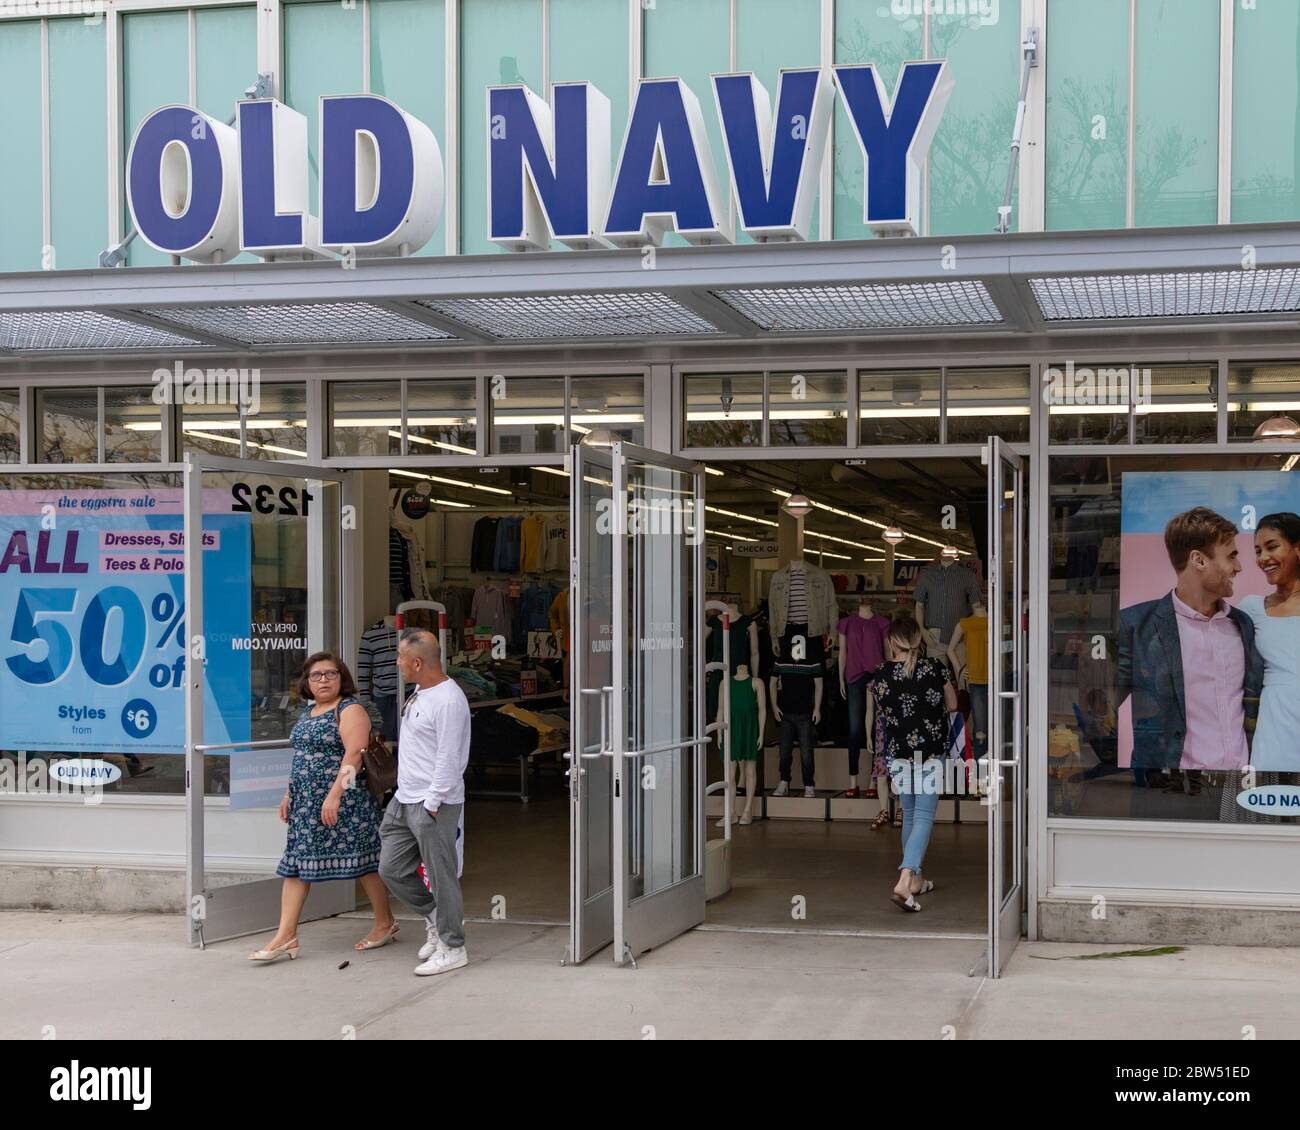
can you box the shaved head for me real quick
[400,628,441,666]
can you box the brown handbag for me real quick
[334,701,398,802]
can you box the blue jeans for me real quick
[778,713,816,787]
[890,757,943,874]
[968,684,988,761]
[845,675,869,776]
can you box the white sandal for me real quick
[249,936,300,962]
[355,922,400,951]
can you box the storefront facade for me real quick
[2,0,1300,964]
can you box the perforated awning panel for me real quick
[0,310,203,351]
[137,301,457,346]
[712,281,1005,331]
[417,291,719,339]
[1031,269,1300,321]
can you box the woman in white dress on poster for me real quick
[1229,513,1300,824]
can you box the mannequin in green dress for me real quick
[718,663,766,827]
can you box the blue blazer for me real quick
[1116,594,1263,770]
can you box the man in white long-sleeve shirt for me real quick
[379,629,472,976]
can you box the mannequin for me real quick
[948,601,989,760]
[837,597,890,797]
[769,666,823,797]
[717,664,767,827]
[914,554,981,655]
[769,553,837,657]
[357,614,401,741]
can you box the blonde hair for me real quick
[886,615,924,678]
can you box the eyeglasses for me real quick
[307,670,340,683]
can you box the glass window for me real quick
[283,1,364,213]
[329,382,401,457]
[182,399,245,459]
[1045,0,1130,231]
[1232,0,1300,223]
[460,0,543,255]
[48,18,108,269]
[859,369,939,446]
[490,376,565,454]
[1134,364,1217,445]
[371,0,447,257]
[683,373,764,447]
[945,367,1031,444]
[0,21,43,271]
[570,375,644,446]
[928,2,1023,236]
[1228,361,1300,443]
[1134,0,1219,227]
[735,0,821,244]
[1045,361,1131,445]
[38,388,100,463]
[643,0,730,248]
[0,390,18,463]
[1048,453,1300,823]
[123,11,190,268]
[767,371,848,447]
[834,0,922,240]
[104,386,163,463]
[245,384,308,460]
[408,378,479,456]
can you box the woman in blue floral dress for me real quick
[249,652,396,962]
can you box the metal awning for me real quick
[0,223,1297,359]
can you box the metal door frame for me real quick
[985,437,1026,978]
[610,440,708,965]
[183,450,356,947]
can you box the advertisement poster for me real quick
[1118,471,1299,771]
[0,488,251,755]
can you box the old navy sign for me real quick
[127,62,951,264]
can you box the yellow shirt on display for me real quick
[960,614,989,685]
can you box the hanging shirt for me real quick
[388,528,409,586]
[472,582,513,645]
[543,512,570,572]
[494,516,522,573]
[471,517,500,573]
[519,583,558,633]
[356,622,399,697]
[520,514,547,573]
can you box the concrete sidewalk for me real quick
[2,910,1298,1040]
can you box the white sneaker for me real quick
[773,781,789,797]
[418,924,445,961]
[415,945,468,976]
[804,786,816,798]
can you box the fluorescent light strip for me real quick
[395,430,478,455]
[705,528,760,543]
[184,429,306,458]
[770,489,966,555]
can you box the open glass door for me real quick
[611,442,706,965]
[985,437,1026,977]
[183,452,352,946]
[567,440,707,966]
[567,442,616,963]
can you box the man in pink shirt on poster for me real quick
[1118,508,1264,791]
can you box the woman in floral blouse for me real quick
[866,616,957,912]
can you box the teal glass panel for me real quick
[283,0,365,214]
[1232,0,1300,223]
[1134,0,1218,227]
[642,0,730,247]
[0,21,43,271]
[1045,0,1129,231]
[123,12,189,267]
[460,0,543,254]
[196,5,258,117]
[929,1,1021,236]
[833,0,922,239]
[735,0,820,243]
[550,0,629,235]
[49,18,108,269]
[371,0,446,256]
[196,5,259,263]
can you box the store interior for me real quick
[360,454,995,938]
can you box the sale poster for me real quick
[0,488,251,755]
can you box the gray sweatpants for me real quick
[378,798,465,949]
